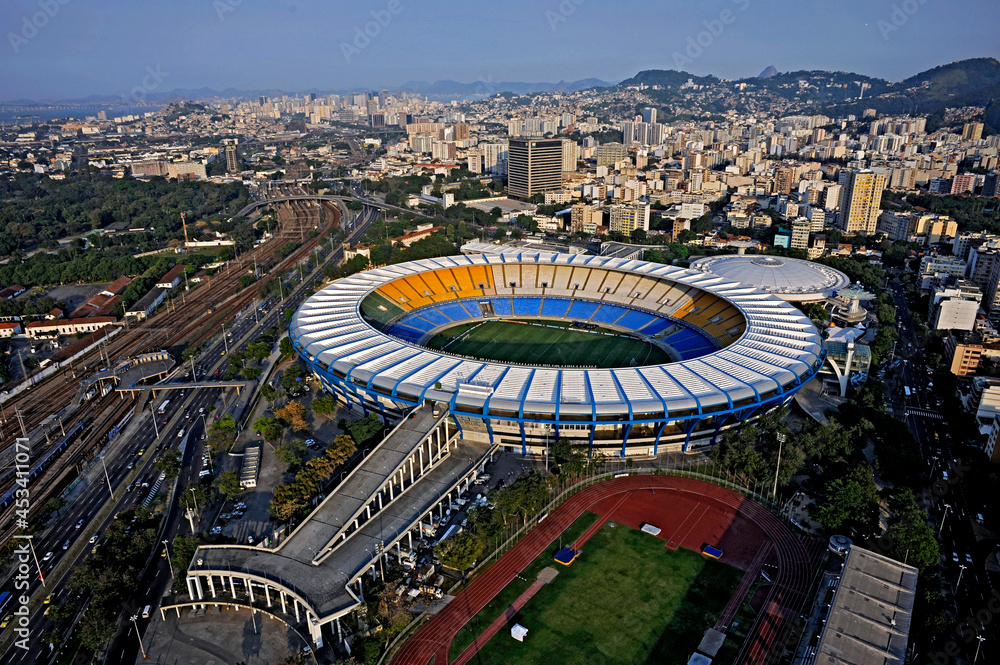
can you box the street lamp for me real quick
[938,503,951,536]
[772,433,786,498]
[957,563,967,588]
[130,614,147,659]
[189,487,200,513]
[973,634,986,664]
[161,539,176,582]
[99,456,115,500]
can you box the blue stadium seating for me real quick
[399,315,436,332]
[493,298,513,315]
[591,304,629,325]
[386,323,424,343]
[541,297,572,317]
[615,310,658,331]
[512,297,544,316]
[663,328,715,358]
[641,319,673,336]
[436,303,474,323]
[416,308,451,328]
[567,300,599,320]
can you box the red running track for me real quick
[390,475,814,665]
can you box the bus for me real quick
[904,386,911,398]
[0,591,11,615]
[158,399,170,415]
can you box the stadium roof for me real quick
[689,255,850,302]
[290,253,824,422]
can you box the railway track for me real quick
[0,199,341,545]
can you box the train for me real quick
[0,421,85,511]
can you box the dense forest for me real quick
[0,170,250,258]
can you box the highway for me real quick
[0,198,378,663]
[884,275,998,662]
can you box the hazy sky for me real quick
[1,0,997,100]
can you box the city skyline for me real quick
[2,0,999,100]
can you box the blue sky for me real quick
[1,0,997,100]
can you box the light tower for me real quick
[181,212,190,249]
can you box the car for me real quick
[61,540,70,550]
[247,535,254,544]
[965,553,973,564]
[89,534,99,544]
[138,449,145,456]
[210,526,222,535]
[220,513,232,520]
[952,552,960,562]
[44,605,53,617]
[127,462,135,470]
[99,477,105,484]
[75,519,84,529]
[232,511,244,518]
[199,407,205,413]
[43,593,53,605]
[91,545,99,555]
[305,439,315,445]
[1,615,12,629]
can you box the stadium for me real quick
[289,252,825,455]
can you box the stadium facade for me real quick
[289,253,825,455]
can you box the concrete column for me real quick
[230,576,237,597]
[389,481,394,501]
[408,531,413,549]
[247,578,255,604]
[208,575,217,598]
[280,590,287,615]
[294,598,300,622]
[160,608,166,621]
[186,576,196,599]
[439,503,444,518]
[265,584,272,608]
[194,575,204,600]
[176,607,181,618]
[336,617,342,642]
[378,493,383,510]
[418,445,424,471]
[366,504,371,519]
[409,457,415,484]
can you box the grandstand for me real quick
[291,253,825,455]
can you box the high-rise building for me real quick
[774,167,795,195]
[838,170,886,234]
[224,139,239,173]
[561,139,579,172]
[642,108,657,124]
[951,174,977,195]
[570,203,600,234]
[482,142,508,174]
[595,142,628,167]
[984,172,1000,198]
[507,138,563,200]
[609,203,650,235]
[963,122,984,142]
[790,219,811,250]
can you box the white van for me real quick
[177,429,185,439]
[141,605,151,618]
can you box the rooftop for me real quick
[689,254,850,302]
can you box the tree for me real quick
[884,513,939,571]
[254,416,286,443]
[279,336,294,357]
[343,414,383,446]
[276,439,308,467]
[169,535,199,592]
[854,380,887,412]
[275,401,309,432]
[213,470,242,500]
[713,426,765,483]
[311,395,338,417]
[207,414,238,451]
[261,384,278,402]
[436,531,485,571]
[810,464,880,535]
[155,449,182,479]
[281,364,305,392]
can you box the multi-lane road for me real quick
[0,198,378,664]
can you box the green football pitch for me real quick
[463,518,744,665]
[425,319,672,368]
